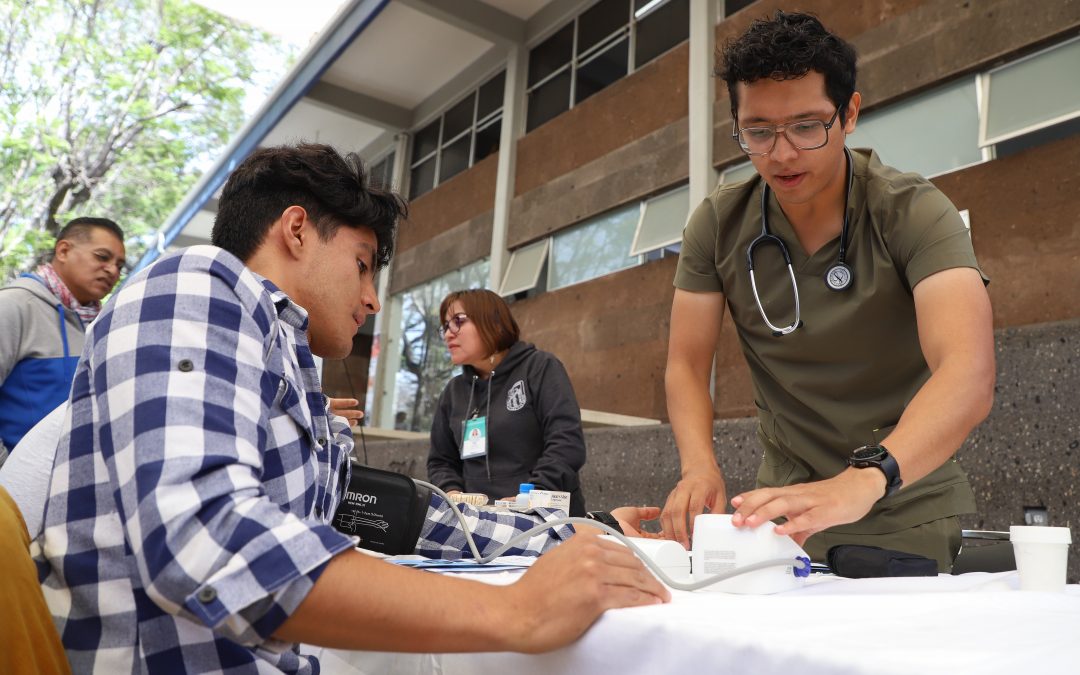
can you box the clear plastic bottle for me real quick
[515,483,534,509]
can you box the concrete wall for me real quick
[357,318,1080,581]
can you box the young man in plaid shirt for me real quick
[33,144,668,673]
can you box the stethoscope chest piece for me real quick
[824,262,853,291]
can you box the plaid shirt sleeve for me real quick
[73,249,353,647]
[415,493,575,558]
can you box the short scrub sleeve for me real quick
[880,179,988,290]
[674,198,725,293]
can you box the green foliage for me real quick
[0,0,296,283]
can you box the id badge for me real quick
[461,416,488,459]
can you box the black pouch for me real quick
[332,462,431,555]
[826,544,938,578]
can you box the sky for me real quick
[191,0,349,47]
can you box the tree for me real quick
[0,0,293,281]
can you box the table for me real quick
[307,570,1080,674]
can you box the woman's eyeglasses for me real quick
[438,313,469,339]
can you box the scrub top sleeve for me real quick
[885,182,989,290]
[674,198,726,293]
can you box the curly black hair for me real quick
[718,11,857,120]
[212,143,405,269]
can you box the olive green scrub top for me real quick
[674,148,986,535]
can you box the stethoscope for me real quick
[747,148,855,336]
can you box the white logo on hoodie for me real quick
[506,380,527,411]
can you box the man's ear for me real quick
[278,205,310,260]
[53,239,73,264]
[842,91,861,134]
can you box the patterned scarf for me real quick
[34,263,102,325]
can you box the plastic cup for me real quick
[1010,525,1072,592]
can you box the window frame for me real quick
[407,69,506,199]
[978,35,1080,148]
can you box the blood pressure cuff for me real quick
[332,462,431,555]
[826,544,938,578]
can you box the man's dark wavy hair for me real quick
[212,143,405,268]
[719,11,857,120]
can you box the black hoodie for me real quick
[426,341,587,516]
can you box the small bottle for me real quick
[515,483,534,509]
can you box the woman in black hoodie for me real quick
[427,289,587,516]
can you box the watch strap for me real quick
[585,510,624,535]
[850,444,903,500]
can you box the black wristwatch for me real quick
[848,444,903,500]
[585,510,624,534]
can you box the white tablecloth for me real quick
[308,571,1080,675]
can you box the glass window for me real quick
[721,161,756,184]
[634,0,688,68]
[411,119,440,163]
[853,77,981,178]
[578,0,629,56]
[408,69,508,198]
[392,260,490,433]
[549,203,641,290]
[442,95,476,142]
[575,38,629,105]
[527,69,572,132]
[477,71,506,121]
[438,134,471,184]
[499,239,550,296]
[995,115,1080,159]
[630,184,689,256]
[408,157,436,200]
[982,36,1080,145]
[474,117,501,162]
[369,151,395,190]
[529,23,574,87]
[722,0,758,16]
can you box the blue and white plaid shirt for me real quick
[34,246,572,674]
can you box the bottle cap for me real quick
[518,483,534,493]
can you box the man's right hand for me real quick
[660,468,727,549]
[501,533,669,653]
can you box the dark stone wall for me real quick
[357,318,1080,581]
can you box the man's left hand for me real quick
[611,506,664,539]
[729,468,886,545]
[328,398,364,426]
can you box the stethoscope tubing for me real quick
[747,148,855,335]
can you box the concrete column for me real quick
[689,0,719,206]
[369,132,411,427]
[488,43,528,291]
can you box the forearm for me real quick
[883,354,994,487]
[274,549,516,651]
[666,362,722,478]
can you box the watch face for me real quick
[852,445,884,461]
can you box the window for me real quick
[634,0,690,68]
[721,161,756,184]
[526,0,689,132]
[981,36,1080,147]
[630,184,689,256]
[854,77,982,178]
[549,203,641,290]
[368,151,395,189]
[391,260,489,432]
[498,239,550,296]
[408,70,505,199]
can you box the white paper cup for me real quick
[1010,525,1072,592]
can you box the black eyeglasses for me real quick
[438,313,469,339]
[733,108,842,156]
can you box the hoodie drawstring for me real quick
[483,367,493,481]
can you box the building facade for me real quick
[357,0,1080,434]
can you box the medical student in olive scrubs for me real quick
[660,11,995,572]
